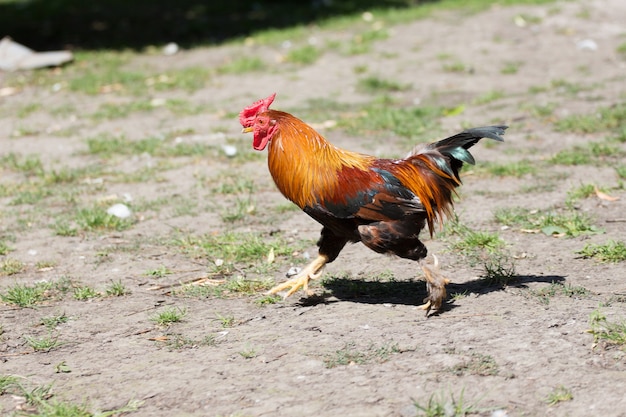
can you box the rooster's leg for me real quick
[268,254,329,298]
[418,255,450,315]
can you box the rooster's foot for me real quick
[268,254,328,298]
[418,255,450,316]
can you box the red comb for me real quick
[239,93,276,127]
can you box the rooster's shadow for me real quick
[297,274,566,313]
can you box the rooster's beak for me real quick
[242,127,253,133]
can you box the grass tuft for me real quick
[555,103,626,134]
[413,388,483,417]
[357,75,409,93]
[106,280,131,296]
[0,258,25,275]
[494,207,599,237]
[588,309,626,350]
[577,240,626,263]
[323,341,401,368]
[449,353,499,376]
[545,385,573,406]
[25,334,63,352]
[0,282,50,307]
[527,282,589,305]
[151,307,187,326]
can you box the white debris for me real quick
[163,42,179,56]
[286,267,301,277]
[222,145,237,157]
[106,203,132,219]
[150,98,167,107]
[576,39,598,51]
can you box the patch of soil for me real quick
[1,0,626,416]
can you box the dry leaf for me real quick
[149,336,169,342]
[595,186,619,202]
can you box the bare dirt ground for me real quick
[1,0,626,416]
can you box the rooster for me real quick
[240,93,506,314]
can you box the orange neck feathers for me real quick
[265,110,374,208]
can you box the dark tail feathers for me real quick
[408,125,507,181]
[432,125,507,164]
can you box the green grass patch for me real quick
[339,99,442,142]
[323,341,401,368]
[500,60,523,75]
[174,276,275,299]
[0,152,45,177]
[285,45,321,65]
[550,78,597,96]
[220,193,256,223]
[357,75,409,94]
[565,183,597,205]
[523,102,557,119]
[545,385,573,406]
[441,60,467,73]
[443,218,505,257]
[218,57,266,74]
[481,252,517,287]
[73,285,101,301]
[145,266,172,278]
[0,374,141,416]
[174,231,295,274]
[588,309,626,350]
[527,282,589,305]
[0,375,19,395]
[91,100,155,120]
[149,66,211,91]
[211,176,255,195]
[151,306,187,326]
[106,280,131,296]
[577,240,626,263]
[494,207,600,237]
[0,281,50,307]
[555,103,626,134]
[0,257,25,275]
[550,141,623,166]
[85,133,215,158]
[41,312,70,329]
[473,89,505,105]
[413,388,484,417]
[0,240,11,256]
[163,333,218,350]
[74,206,135,232]
[478,160,537,177]
[25,334,64,352]
[449,352,499,376]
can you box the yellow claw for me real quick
[268,254,328,298]
[419,254,450,315]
